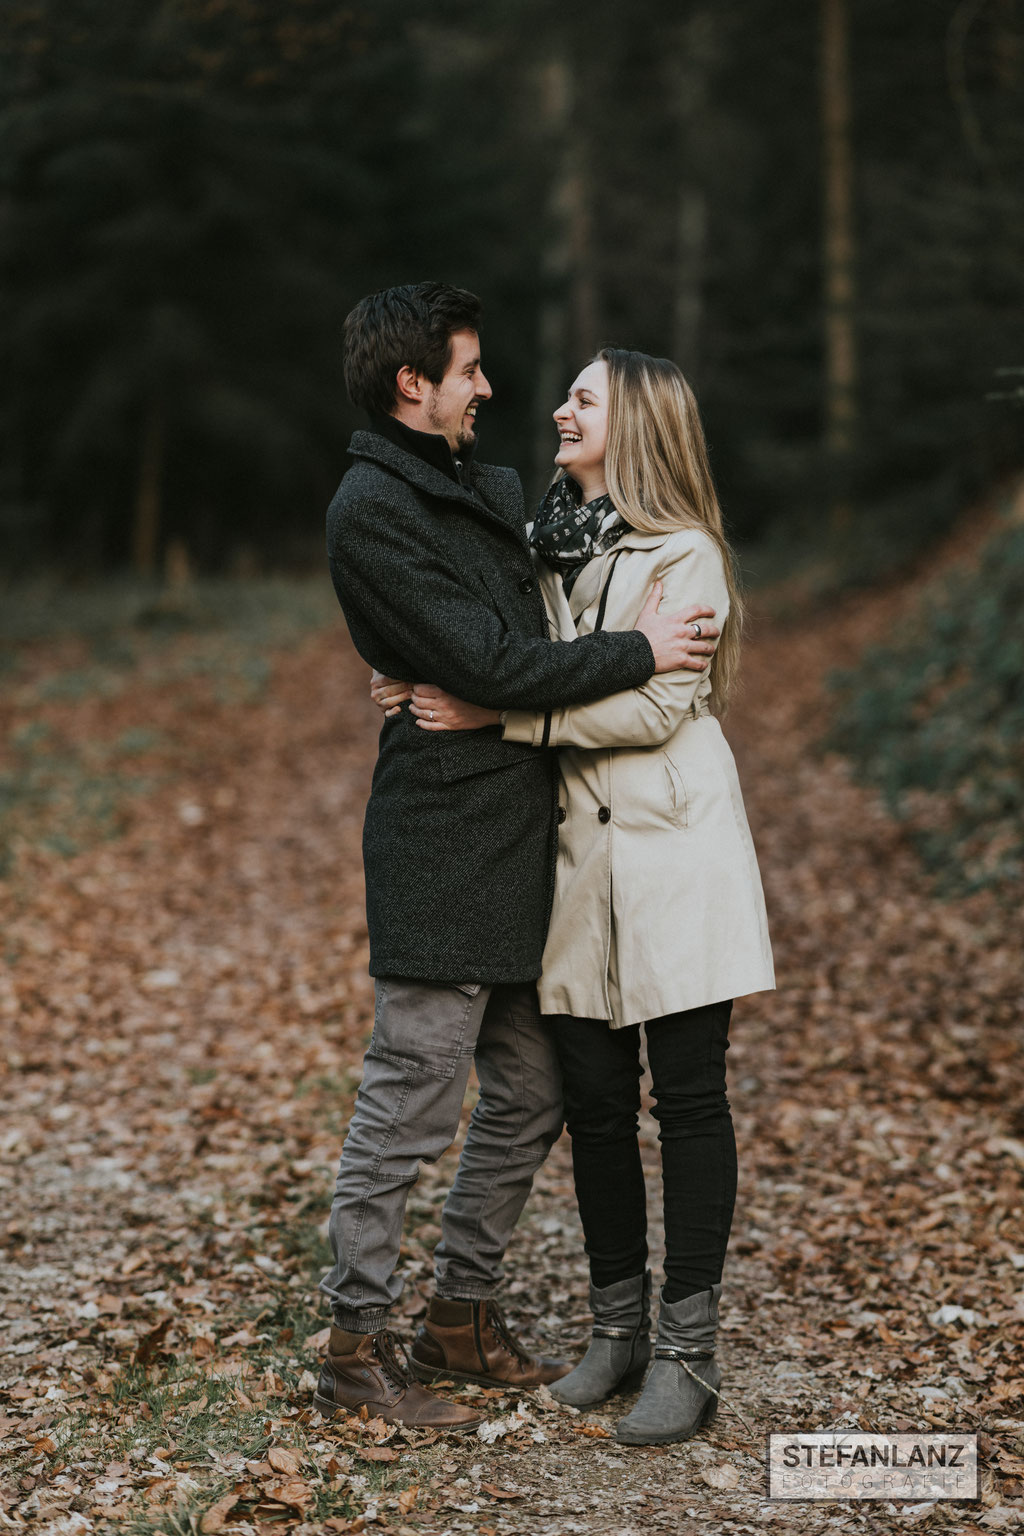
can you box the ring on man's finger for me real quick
[430,710,434,721]
[691,622,702,639]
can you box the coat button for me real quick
[519,576,534,594]
[598,806,611,823]
[556,806,566,824]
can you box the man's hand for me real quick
[634,584,719,674]
[370,670,413,717]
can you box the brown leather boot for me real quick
[313,1326,484,1432]
[410,1298,571,1389]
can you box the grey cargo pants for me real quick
[320,978,564,1331]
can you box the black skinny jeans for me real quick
[553,1000,736,1303]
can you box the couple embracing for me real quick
[314,282,774,1446]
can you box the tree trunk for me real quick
[669,11,715,375]
[532,56,598,491]
[133,395,164,577]
[821,0,858,528]
[994,0,1021,91]
[566,131,598,362]
[672,190,707,375]
[532,61,571,492]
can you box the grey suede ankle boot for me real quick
[615,1283,722,1445]
[550,1271,652,1408]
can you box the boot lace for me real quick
[372,1329,412,1391]
[486,1303,531,1365]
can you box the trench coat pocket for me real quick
[434,729,539,783]
[663,754,689,828]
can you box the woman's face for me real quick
[553,359,609,488]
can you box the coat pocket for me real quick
[434,729,538,783]
[476,567,518,629]
[663,754,689,828]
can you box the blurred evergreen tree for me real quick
[0,0,413,572]
[845,0,1024,575]
[0,0,1022,575]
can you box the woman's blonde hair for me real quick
[597,346,742,712]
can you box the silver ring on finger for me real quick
[691,622,702,639]
[430,710,435,721]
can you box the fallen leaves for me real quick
[266,1445,302,1475]
[134,1317,173,1365]
[699,1462,742,1490]
[262,1477,312,1508]
[198,1489,240,1532]
[480,1482,525,1499]
[397,1483,420,1513]
[3,566,1024,1535]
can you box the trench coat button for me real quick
[598,806,611,823]
[556,806,567,824]
[519,576,534,594]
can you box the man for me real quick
[316,282,718,1432]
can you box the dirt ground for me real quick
[1,574,1022,1535]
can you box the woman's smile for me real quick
[553,359,610,498]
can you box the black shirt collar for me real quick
[368,411,477,487]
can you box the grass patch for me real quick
[7,1300,426,1536]
[273,1219,333,1278]
[187,1067,218,1086]
[0,726,159,875]
[0,575,336,650]
[0,575,339,875]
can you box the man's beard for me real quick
[427,394,477,451]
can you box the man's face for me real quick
[425,329,492,451]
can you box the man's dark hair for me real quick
[343,282,483,415]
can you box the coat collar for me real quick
[348,430,526,542]
[614,527,672,552]
[560,529,671,621]
[367,410,474,485]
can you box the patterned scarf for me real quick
[528,477,627,595]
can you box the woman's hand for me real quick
[410,684,501,732]
[370,671,413,717]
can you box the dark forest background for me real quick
[3,0,1023,582]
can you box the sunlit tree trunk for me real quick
[133,395,164,577]
[821,0,858,529]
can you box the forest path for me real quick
[1,587,1020,1535]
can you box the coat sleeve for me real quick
[329,485,655,712]
[501,534,730,748]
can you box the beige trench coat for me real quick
[502,525,775,1027]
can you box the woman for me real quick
[373,348,773,1445]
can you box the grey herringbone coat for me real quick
[326,430,654,983]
